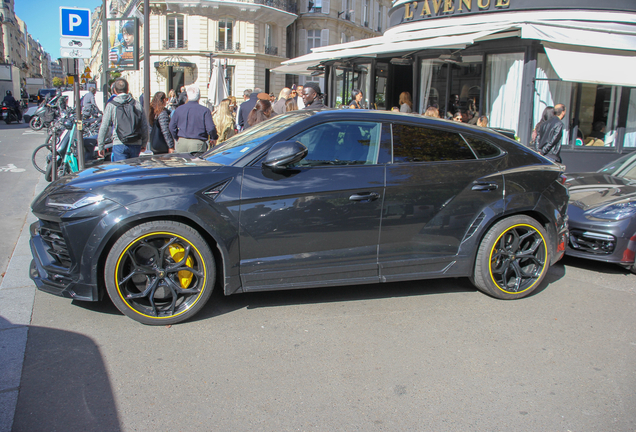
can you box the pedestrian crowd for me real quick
[95,77,566,164]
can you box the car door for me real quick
[239,120,386,290]
[379,123,504,280]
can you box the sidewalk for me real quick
[0,176,46,432]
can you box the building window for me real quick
[265,24,278,55]
[309,0,322,13]
[218,19,234,51]
[376,3,382,32]
[307,30,321,54]
[363,0,370,27]
[167,15,185,49]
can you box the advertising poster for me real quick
[107,18,139,70]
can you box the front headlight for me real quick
[586,200,636,221]
[45,192,105,211]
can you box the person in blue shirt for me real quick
[169,86,218,153]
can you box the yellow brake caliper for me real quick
[168,244,194,288]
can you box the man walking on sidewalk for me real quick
[98,78,148,161]
[537,103,566,163]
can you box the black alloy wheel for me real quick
[104,221,216,325]
[472,215,550,299]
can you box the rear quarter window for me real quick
[392,124,476,162]
[462,135,503,159]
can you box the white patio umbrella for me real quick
[208,59,229,109]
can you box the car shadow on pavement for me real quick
[559,255,632,275]
[11,321,121,432]
[194,277,479,322]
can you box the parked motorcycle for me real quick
[29,95,65,130]
[2,102,20,124]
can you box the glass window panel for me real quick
[625,89,636,148]
[292,121,382,165]
[462,135,502,159]
[392,125,476,162]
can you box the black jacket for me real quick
[537,116,564,163]
[239,93,259,129]
[156,108,175,149]
[303,97,326,110]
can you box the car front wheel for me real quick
[472,215,550,299]
[104,221,216,325]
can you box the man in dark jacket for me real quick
[238,87,262,130]
[537,103,566,163]
[177,86,187,106]
[169,86,218,153]
[301,83,326,110]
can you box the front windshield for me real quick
[598,152,636,179]
[202,111,312,165]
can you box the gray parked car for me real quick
[565,152,636,272]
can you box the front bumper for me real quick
[565,206,636,267]
[29,220,99,301]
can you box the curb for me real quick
[0,175,46,432]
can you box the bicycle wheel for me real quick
[32,143,52,174]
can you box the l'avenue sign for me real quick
[388,0,636,28]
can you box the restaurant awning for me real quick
[542,42,636,88]
[273,24,516,74]
[274,14,636,89]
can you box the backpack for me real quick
[111,99,143,144]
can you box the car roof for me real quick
[301,109,517,143]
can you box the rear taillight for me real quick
[558,173,567,185]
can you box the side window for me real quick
[291,121,382,166]
[392,124,476,162]
[462,135,503,159]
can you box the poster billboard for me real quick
[107,17,139,70]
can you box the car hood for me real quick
[41,153,225,204]
[566,172,636,211]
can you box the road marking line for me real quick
[0,164,26,173]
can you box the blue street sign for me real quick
[60,7,91,38]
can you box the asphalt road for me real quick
[1,125,635,431]
[0,117,45,283]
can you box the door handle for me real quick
[472,182,498,192]
[349,192,380,202]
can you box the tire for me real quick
[5,118,10,124]
[472,215,550,300]
[44,160,67,182]
[32,143,52,173]
[104,221,216,325]
[30,116,43,130]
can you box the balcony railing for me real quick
[162,40,188,49]
[216,41,241,52]
[264,46,278,56]
[247,0,297,13]
[309,6,322,12]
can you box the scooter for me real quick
[2,102,20,124]
[30,96,61,130]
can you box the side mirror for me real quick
[262,140,308,170]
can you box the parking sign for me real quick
[60,7,91,38]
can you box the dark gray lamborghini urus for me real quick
[29,110,569,325]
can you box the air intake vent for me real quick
[203,179,231,200]
[462,212,485,244]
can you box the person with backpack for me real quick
[98,78,148,161]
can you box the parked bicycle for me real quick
[31,111,110,181]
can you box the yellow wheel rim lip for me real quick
[114,231,207,320]
[488,223,547,295]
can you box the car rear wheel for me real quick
[472,216,550,299]
[104,221,215,325]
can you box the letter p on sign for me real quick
[60,7,91,38]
